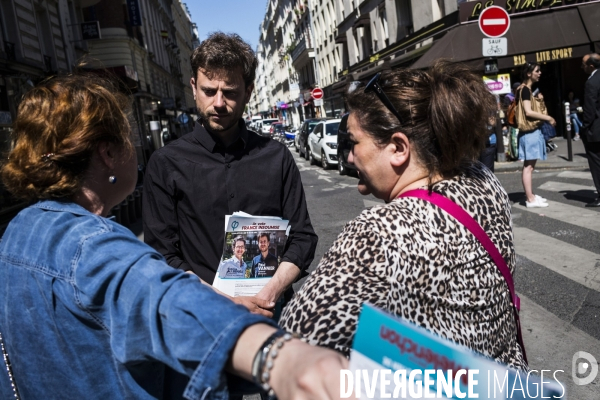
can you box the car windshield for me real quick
[263,121,276,126]
[325,122,340,136]
[307,121,321,133]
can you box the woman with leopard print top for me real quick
[280,61,528,371]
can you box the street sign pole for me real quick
[479,6,511,165]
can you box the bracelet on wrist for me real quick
[251,330,285,387]
[251,331,308,398]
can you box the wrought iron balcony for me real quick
[291,38,313,66]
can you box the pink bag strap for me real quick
[400,189,527,363]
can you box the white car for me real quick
[260,118,280,135]
[306,119,341,169]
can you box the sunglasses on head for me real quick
[364,72,405,126]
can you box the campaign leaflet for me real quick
[212,212,289,297]
[348,304,565,400]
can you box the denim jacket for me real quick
[0,200,274,399]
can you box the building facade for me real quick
[0,0,199,226]
[250,0,462,123]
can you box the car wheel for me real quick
[294,140,299,152]
[321,151,329,169]
[305,145,311,161]
[338,158,347,175]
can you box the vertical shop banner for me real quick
[483,74,511,95]
[127,0,142,27]
[80,21,101,40]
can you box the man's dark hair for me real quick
[258,232,270,242]
[191,32,257,88]
[585,53,600,69]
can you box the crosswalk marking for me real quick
[519,294,600,399]
[557,171,594,180]
[513,227,600,291]
[537,181,597,199]
[513,200,600,233]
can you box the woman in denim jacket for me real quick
[0,74,347,400]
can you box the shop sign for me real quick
[501,44,589,69]
[535,47,574,63]
[512,47,574,66]
[459,0,600,23]
[483,74,511,95]
[81,21,101,40]
[126,0,142,27]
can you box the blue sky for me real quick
[185,1,268,51]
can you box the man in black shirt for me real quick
[143,33,318,317]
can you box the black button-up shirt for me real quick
[143,121,318,283]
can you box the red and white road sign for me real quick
[311,88,324,100]
[478,6,510,38]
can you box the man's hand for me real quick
[233,296,275,318]
[255,261,301,303]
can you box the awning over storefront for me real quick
[352,60,390,81]
[579,3,600,42]
[412,7,592,70]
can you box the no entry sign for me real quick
[478,6,510,38]
[311,88,324,100]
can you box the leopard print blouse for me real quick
[280,163,528,371]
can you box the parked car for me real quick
[306,118,341,169]
[260,118,280,135]
[297,118,328,157]
[337,114,356,175]
[336,113,356,175]
[269,122,284,136]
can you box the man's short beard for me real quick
[199,110,240,133]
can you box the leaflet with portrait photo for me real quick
[346,304,566,399]
[212,212,290,297]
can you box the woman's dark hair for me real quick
[345,60,496,181]
[1,74,132,201]
[520,62,541,83]
[191,32,257,88]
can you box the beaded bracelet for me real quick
[259,332,307,398]
[251,331,285,387]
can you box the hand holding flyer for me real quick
[213,212,290,297]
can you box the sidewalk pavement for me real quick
[494,136,589,172]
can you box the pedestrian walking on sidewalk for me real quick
[280,61,528,371]
[0,74,348,400]
[515,62,555,208]
[581,53,600,207]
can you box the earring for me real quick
[108,175,117,184]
